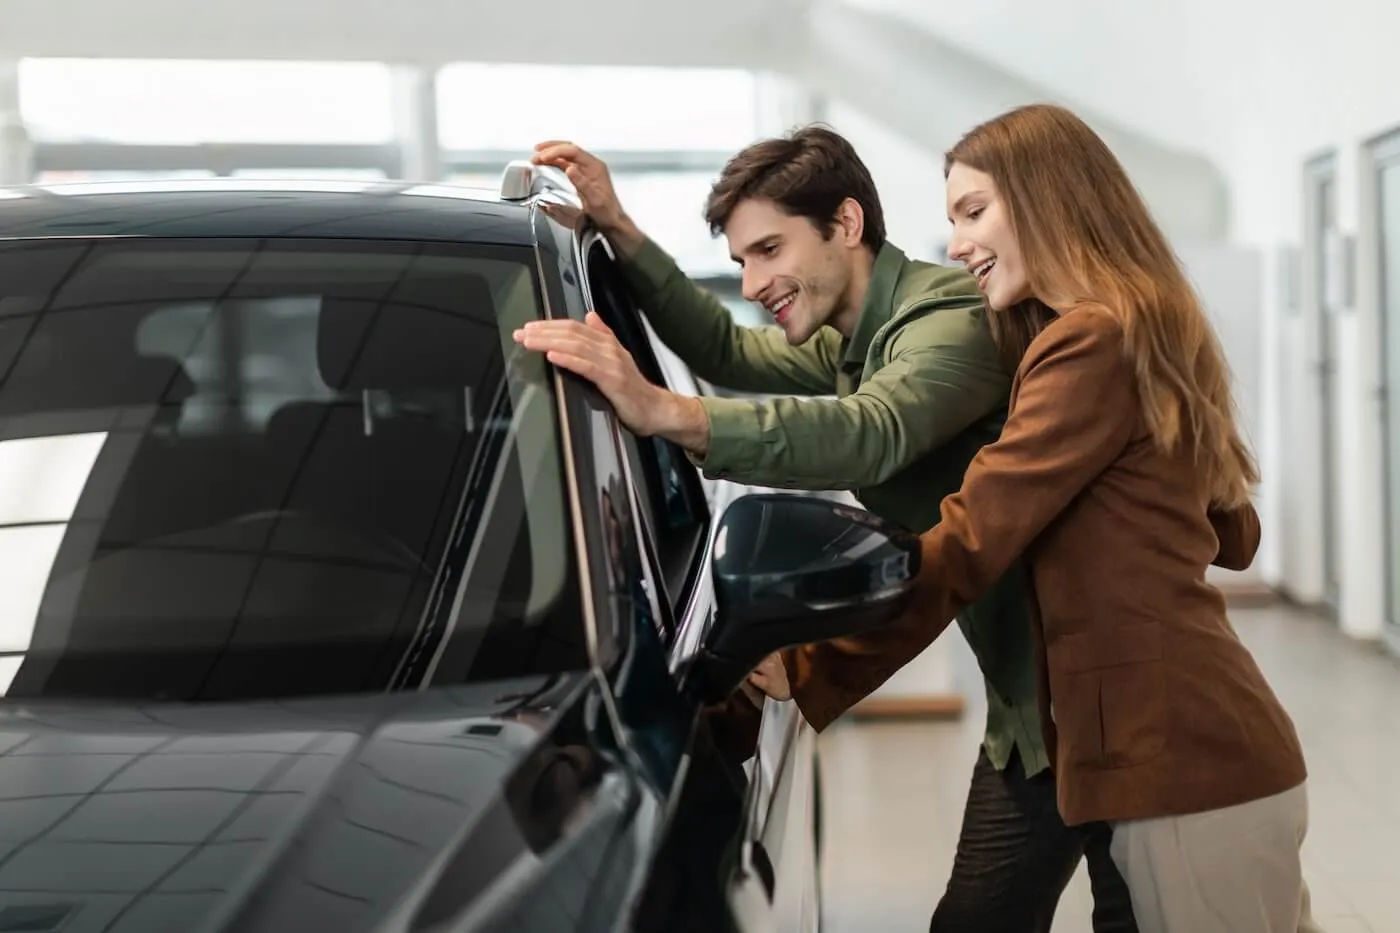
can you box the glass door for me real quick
[1307,157,1343,618]
[1375,136,1400,652]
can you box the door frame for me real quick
[1372,133,1400,656]
[1305,153,1343,619]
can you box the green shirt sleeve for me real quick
[694,298,1010,490]
[619,235,841,396]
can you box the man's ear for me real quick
[834,197,865,248]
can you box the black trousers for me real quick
[929,746,1138,933]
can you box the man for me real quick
[514,127,1136,933]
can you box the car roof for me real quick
[0,178,536,246]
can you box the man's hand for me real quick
[514,311,711,454]
[532,141,645,257]
[747,652,793,701]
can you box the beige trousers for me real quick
[1109,782,1325,933]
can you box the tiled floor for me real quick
[815,603,1400,932]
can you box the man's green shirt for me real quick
[618,236,1048,776]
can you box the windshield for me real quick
[0,237,585,703]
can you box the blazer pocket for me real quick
[1047,622,1166,770]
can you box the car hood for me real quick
[0,672,626,933]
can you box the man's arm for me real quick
[532,140,840,396]
[515,297,1010,484]
[618,235,843,396]
[693,298,1009,488]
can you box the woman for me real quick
[748,104,1314,933]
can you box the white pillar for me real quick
[392,66,442,182]
[0,62,32,186]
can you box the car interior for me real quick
[0,240,583,702]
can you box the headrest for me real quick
[0,303,195,415]
[316,274,497,391]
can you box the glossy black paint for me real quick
[0,179,535,245]
[0,183,884,933]
[693,494,922,704]
[0,673,632,933]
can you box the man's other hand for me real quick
[514,312,709,452]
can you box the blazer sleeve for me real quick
[783,311,1141,732]
[1208,501,1261,571]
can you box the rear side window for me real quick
[0,237,585,703]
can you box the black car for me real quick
[0,170,920,933]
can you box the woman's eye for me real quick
[967,207,983,220]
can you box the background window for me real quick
[612,172,733,274]
[436,64,759,152]
[19,59,396,144]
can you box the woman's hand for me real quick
[747,652,792,701]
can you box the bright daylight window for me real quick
[436,64,759,152]
[18,59,395,144]
[439,65,756,274]
[613,172,734,275]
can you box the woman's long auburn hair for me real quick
[945,104,1258,508]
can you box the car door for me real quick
[573,232,821,933]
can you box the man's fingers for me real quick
[514,320,612,352]
[532,140,581,163]
[535,144,596,173]
[518,332,607,363]
[583,311,614,336]
[540,350,598,381]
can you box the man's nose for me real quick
[741,267,769,303]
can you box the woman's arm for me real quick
[779,310,1142,731]
[1208,501,1261,571]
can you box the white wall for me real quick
[842,0,1400,642]
[821,102,948,263]
[1221,18,1400,640]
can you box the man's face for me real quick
[724,198,856,346]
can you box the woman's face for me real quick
[945,162,1032,311]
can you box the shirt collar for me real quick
[842,241,909,368]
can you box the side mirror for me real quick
[690,493,921,705]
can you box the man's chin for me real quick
[778,321,809,346]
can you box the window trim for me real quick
[576,232,710,613]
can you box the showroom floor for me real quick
[816,603,1400,932]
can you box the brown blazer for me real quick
[782,309,1307,826]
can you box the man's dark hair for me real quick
[704,124,886,251]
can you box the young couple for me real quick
[513,105,1318,933]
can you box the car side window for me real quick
[582,240,710,611]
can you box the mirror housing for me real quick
[690,493,921,705]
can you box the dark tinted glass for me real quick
[583,246,708,610]
[0,237,585,702]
